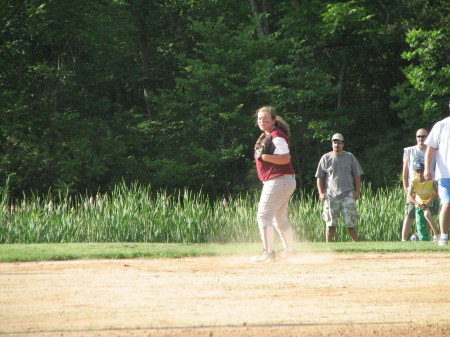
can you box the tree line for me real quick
[1,0,449,199]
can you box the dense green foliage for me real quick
[0,182,423,243]
[1,0,449,198]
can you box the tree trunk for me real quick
[130,0,153,118]
[291,0,300,9]
[248,0,268,36]
[337,54,348,110]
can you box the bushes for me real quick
[1,182,407,243]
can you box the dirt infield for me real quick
[1,252,449,337]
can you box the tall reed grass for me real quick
[0,181,408,244]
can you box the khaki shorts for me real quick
[404,200,415,219]
[322,195,358,228]
[429,199,440,216]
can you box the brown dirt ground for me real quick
[0,252,449,337]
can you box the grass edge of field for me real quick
[0,241,448,262]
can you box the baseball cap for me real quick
[412,157,424,171]
[331,133,344,141]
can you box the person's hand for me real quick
[319,193,327,202]
[254,134,272,161]
[255,148,264,161]
[353,191,360,200]
[424,169,433,180]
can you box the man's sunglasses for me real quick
[416,135,427,138]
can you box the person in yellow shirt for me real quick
[408,158,440,241]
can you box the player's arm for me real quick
[407,185,418,206]
[317,177,326,202]
[424,146,436,180]
[260,153,290,165]
[260,137,291,165]
[402,153,409,192]
[353,175,361,200]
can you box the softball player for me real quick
[252,106,296,262]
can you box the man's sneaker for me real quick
[438,238,448,246]
[278,249,297,260]
[432,235,440,242]
[250,250,276,262]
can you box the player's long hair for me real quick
[255,106,291,137]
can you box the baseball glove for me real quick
[254,133,273,161]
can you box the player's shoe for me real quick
[250,250,276,262]
[432,235,440,242]
[277,249,297,260]
[438,238,448,246]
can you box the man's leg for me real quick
[326,226,336,243]
[346,227,358,242]
[437,179,450,246]
[439,204,450,238]
[401,201,415,241]
[401,218,414,241]
[342,196,359,242]
[323,198,339,242]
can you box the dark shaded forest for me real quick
[1,0,449,198]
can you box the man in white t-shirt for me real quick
[401,129,438,241]
[424,109,450,246]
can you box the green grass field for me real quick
[0,241,447,262]
[1,181,448,260]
